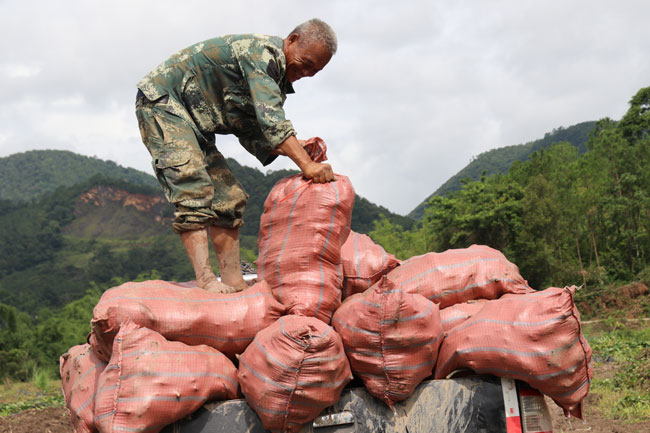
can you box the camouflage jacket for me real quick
[137,34,296,166]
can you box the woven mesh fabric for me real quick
[257,174,355,324]
[340,231,400,299]
[387,244,533,308]
[237,315,352,432]
[60,344,107,433]
[94,319,239,433]
[89,279,284,362]
[434,286,593,417]
[333,276,443,407]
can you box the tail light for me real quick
[501,378,553,433]
[518,386,553,433]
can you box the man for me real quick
[136,19,337,293]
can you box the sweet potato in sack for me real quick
[60,344,107,433]
[89,279,284,362]
[387,244,533,308]
[237,315,352,433]
[333,276,444,407]
[439,299,488,333]
[256,172,355,324]
[340,231,400,299]
[94,319,238,433]
[434,286,593,418]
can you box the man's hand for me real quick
[302,161,335,183]
[275,136,336,183]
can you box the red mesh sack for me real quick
[332,276,443,407]
[256,168,355,324]
[237,315,352,433]
[434,286,593,418]
[301,136,328,162]
[439,300,488,333]
[89,279,284,362]
[387,244,533,308]
[340,231,400,299]
[60,344,107,433]
[94,319,239,433]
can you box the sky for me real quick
[1,1,649,215]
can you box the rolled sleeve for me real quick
[238,125,294,166]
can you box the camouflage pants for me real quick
[135,92,248,233]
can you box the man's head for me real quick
[283,18,337,83]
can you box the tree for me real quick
[369,215,426,260]
[423,173,523,256]
[618,86,650,143]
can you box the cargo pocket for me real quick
[152,150,212,206]
[155,151,191,170]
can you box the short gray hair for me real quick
[289,18,338,55]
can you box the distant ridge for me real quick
[0,149,413,236]
[408,121,596,219]
[0,150,158,202]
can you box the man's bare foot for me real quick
[209,226,248,293]
[202,279,237,293]
[227,280,248,293]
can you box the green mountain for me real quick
[0,150,413,237]
[0,150,159,202]
[408,121,596,219]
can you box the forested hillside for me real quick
[373,87,650,296]
[0,150,159,201]
[408,121,596,219]
[0,176,186,311]
[0,150,412,238]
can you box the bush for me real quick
[636,266,650,287]
[31,367,52,391]
[0,349,34,382]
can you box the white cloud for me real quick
[51,95,85,107]
[0,63,41,78]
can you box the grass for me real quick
[31,368,51,392]
[586,321,650,422]
[0,377,64,417]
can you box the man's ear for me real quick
[287,33,300,45]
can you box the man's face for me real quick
[283,34,332,83]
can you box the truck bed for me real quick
[161,375,510,433]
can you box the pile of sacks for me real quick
[60,138,593,433]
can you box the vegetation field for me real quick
[586,321,650,422]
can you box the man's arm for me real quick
[273,136,335,183]
[231,40,296,152]
[232,38,335,182]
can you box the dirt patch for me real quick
[546,356,650,433]
[547,392,650,433]
[0,406,71,433]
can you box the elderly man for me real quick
[136,19,337,293]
